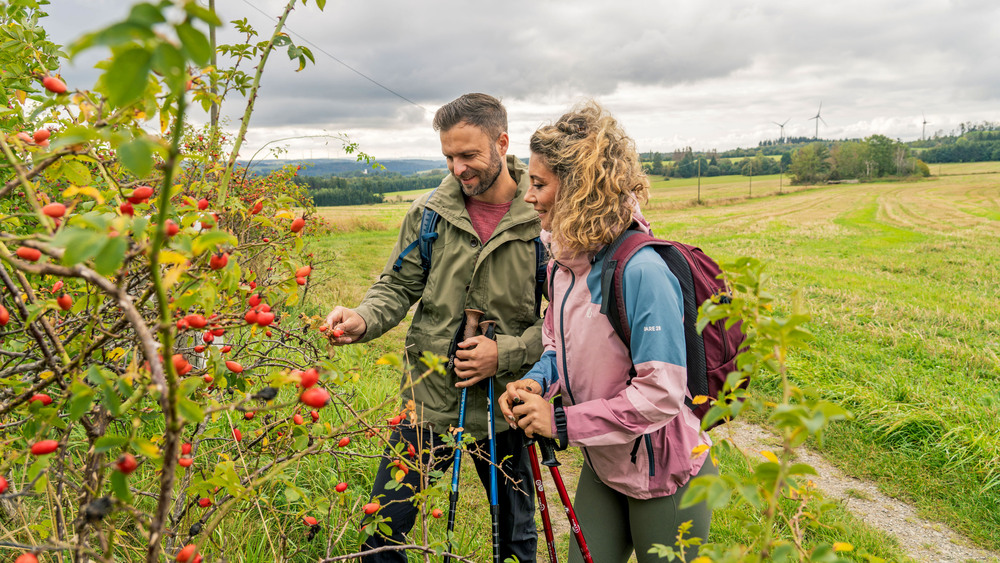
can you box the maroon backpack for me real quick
[599,229,746,427]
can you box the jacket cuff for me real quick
[552,403,568,451]
[495,334,523,374]
[351,305,376,343]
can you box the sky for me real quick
[43,0,1000,161]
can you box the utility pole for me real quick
[697,158,701,204]
[748,160,752,198]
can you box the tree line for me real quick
[295,172,446,206]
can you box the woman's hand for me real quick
[510,393,553,439]
[498,379,541,428]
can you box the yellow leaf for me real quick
[692,557,713,563]
[394,469,405,482]
[376,353,403,367]
[833,542,853,552]
[160,111,169,134]
[62,185,104,203]
[39,371,55,379]
[262,437,269,447]
[162,265,187,290]
[691,395,710,405]
[761,450,779,464]
[136,440,161,458]
[159,250,189,265]
[108,347,127,362]
[15,90,26,104]
[274,209,294,220]
[690,444,710,458]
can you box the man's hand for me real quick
[453,335,498,388]
[323,306,367,345]
[509,392,553,439]
[498,380,541,427]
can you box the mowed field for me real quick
[305,162,1000,559]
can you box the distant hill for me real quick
[240,158,447,177]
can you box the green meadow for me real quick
[302,162,1000,561]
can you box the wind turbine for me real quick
[922,113,930,140]
[809,102,826,139]
[773,118,790,143]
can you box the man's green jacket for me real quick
[355,155,544,438]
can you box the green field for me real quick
[305,163,1000,561]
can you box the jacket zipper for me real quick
[553,260,579,406]
[554,261,599,471]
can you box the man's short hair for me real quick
[433,93,507,141]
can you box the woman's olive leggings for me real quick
[568,459,717,563]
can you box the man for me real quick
[325,93,542,562]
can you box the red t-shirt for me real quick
[465,196,512,243]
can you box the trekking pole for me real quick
[445,308,483,562]
[512,397,559,563]
[537,437,594,563]
[527,439,559,563]
[479,320,500,563]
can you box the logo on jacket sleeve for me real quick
[643,325,662,332]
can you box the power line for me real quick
[236,0,429,113]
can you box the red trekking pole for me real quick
[535,436,593,563]
[526,440,558,563]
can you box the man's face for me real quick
[440,122,505,197]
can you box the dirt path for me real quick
[721,421,1000,563]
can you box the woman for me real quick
[498,101,715,562]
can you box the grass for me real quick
[281,162,1000,561]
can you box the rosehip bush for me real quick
[0,2,453,562]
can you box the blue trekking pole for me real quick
[479,320,500,563]
[445,309,483,562]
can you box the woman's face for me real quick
[525,153,559,231]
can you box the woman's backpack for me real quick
[599,229,746,427]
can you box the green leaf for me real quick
[62,160,93,185]
[178,397,205,425]
[127,2,167,26]
[94,236,128,276]
[788,463,819,476]
[67,383,94,421]
[192,230,237,255]
[284,487,300,502]
[110,470,133,502]
[54,228,107,267]
[70,22,155,56]
[118,138,154,178]
[95,435,128,453]
[183,2,223,26]
[151,42,186,85]
[176,22,211,65]
[315,0,327,10]
[106,46,152,106]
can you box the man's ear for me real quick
[496,132,510,156]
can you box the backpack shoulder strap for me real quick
[392,189,441,275]
[599,229,655,346]
[533,237,547,317]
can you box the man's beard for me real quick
[459,146,503,197]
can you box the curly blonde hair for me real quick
[529,101,649,257]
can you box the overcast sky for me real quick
[44,0,1000,161]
